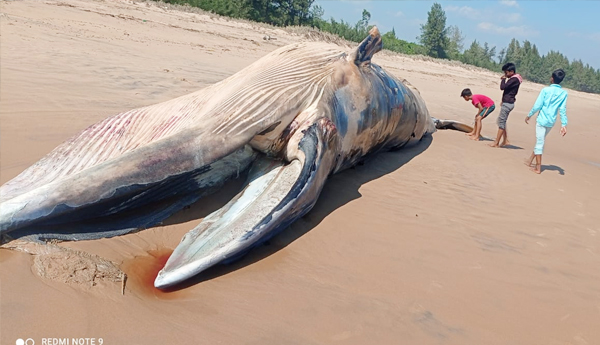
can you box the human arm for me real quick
[475,102,483,116]
[560,126,567,136]
[559,94,568,128]
[528,88,547,118]
[500,77,518,90]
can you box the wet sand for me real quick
[1,1,599,344]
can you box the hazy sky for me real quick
[314,0,600,69]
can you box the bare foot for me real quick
[488,143,499,147]
[499,141,511,147]
[530,166,541,174]
[524,159,533,167]
[470,136,482,141]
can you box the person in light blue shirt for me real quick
[525,69,568,174]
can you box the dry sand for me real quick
[1,1,600,344]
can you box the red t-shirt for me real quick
[471,94,494,108]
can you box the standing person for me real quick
[489,63,522,148]
[461,88,496,141]
[525,69,568,174]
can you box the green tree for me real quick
[526,44,544,83]
[460,40,498,70]
[483,42,496,61]
[568,60,589,91]
[445,25,464,59]
[309,4,325,27]
[382,30,426,55]
[356,9,371,36]
[418,3,448,58]
[497,48,506,64]
[461,40,483,66]
[503,38,521,66]
[163,0,253,18]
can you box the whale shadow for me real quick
[160,135,434,291]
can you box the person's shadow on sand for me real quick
[541,165,565,175]
[501,144,523,150]
[160,136,433,291]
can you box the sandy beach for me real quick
[1,1,600,344]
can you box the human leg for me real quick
[531,123,551,173]
[489,128,504,147]
[525,152,535,166]
[490,103,510,147]
[471,116,483,140]
[467,115,478,136]
[531,154,542,174]
[473,106,494,140]
[500,104,514,146]
[500,127,510,146]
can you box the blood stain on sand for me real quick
[121,248,188,299]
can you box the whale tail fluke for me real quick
[432,118,473,133]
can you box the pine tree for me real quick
[528,44,543,83]
[497,48,506,64]
[356,9,371,36]
[446,25,464,59]
[309,4,325,27]
[503,38,521,66]
[418,3,448,58]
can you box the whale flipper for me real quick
[154,118,341,289]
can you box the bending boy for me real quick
[525,69,568,174]
[461,88,495,141]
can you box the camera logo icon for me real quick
[16,339,35,345]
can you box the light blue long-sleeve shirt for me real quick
[528,84,568,127]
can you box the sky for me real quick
[314,0,600,69]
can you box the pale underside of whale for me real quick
[0,27,471,289]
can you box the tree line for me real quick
[159,0,600,94]
[161,0,316,26]
[421,4,600,94]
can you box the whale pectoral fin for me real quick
[351,26,383,66]
[154,118,340,289]
[433,118,473,133]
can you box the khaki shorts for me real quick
[497,103,514,129]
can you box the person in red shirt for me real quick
[461,88,496,140]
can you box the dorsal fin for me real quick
[351,26,383,66]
